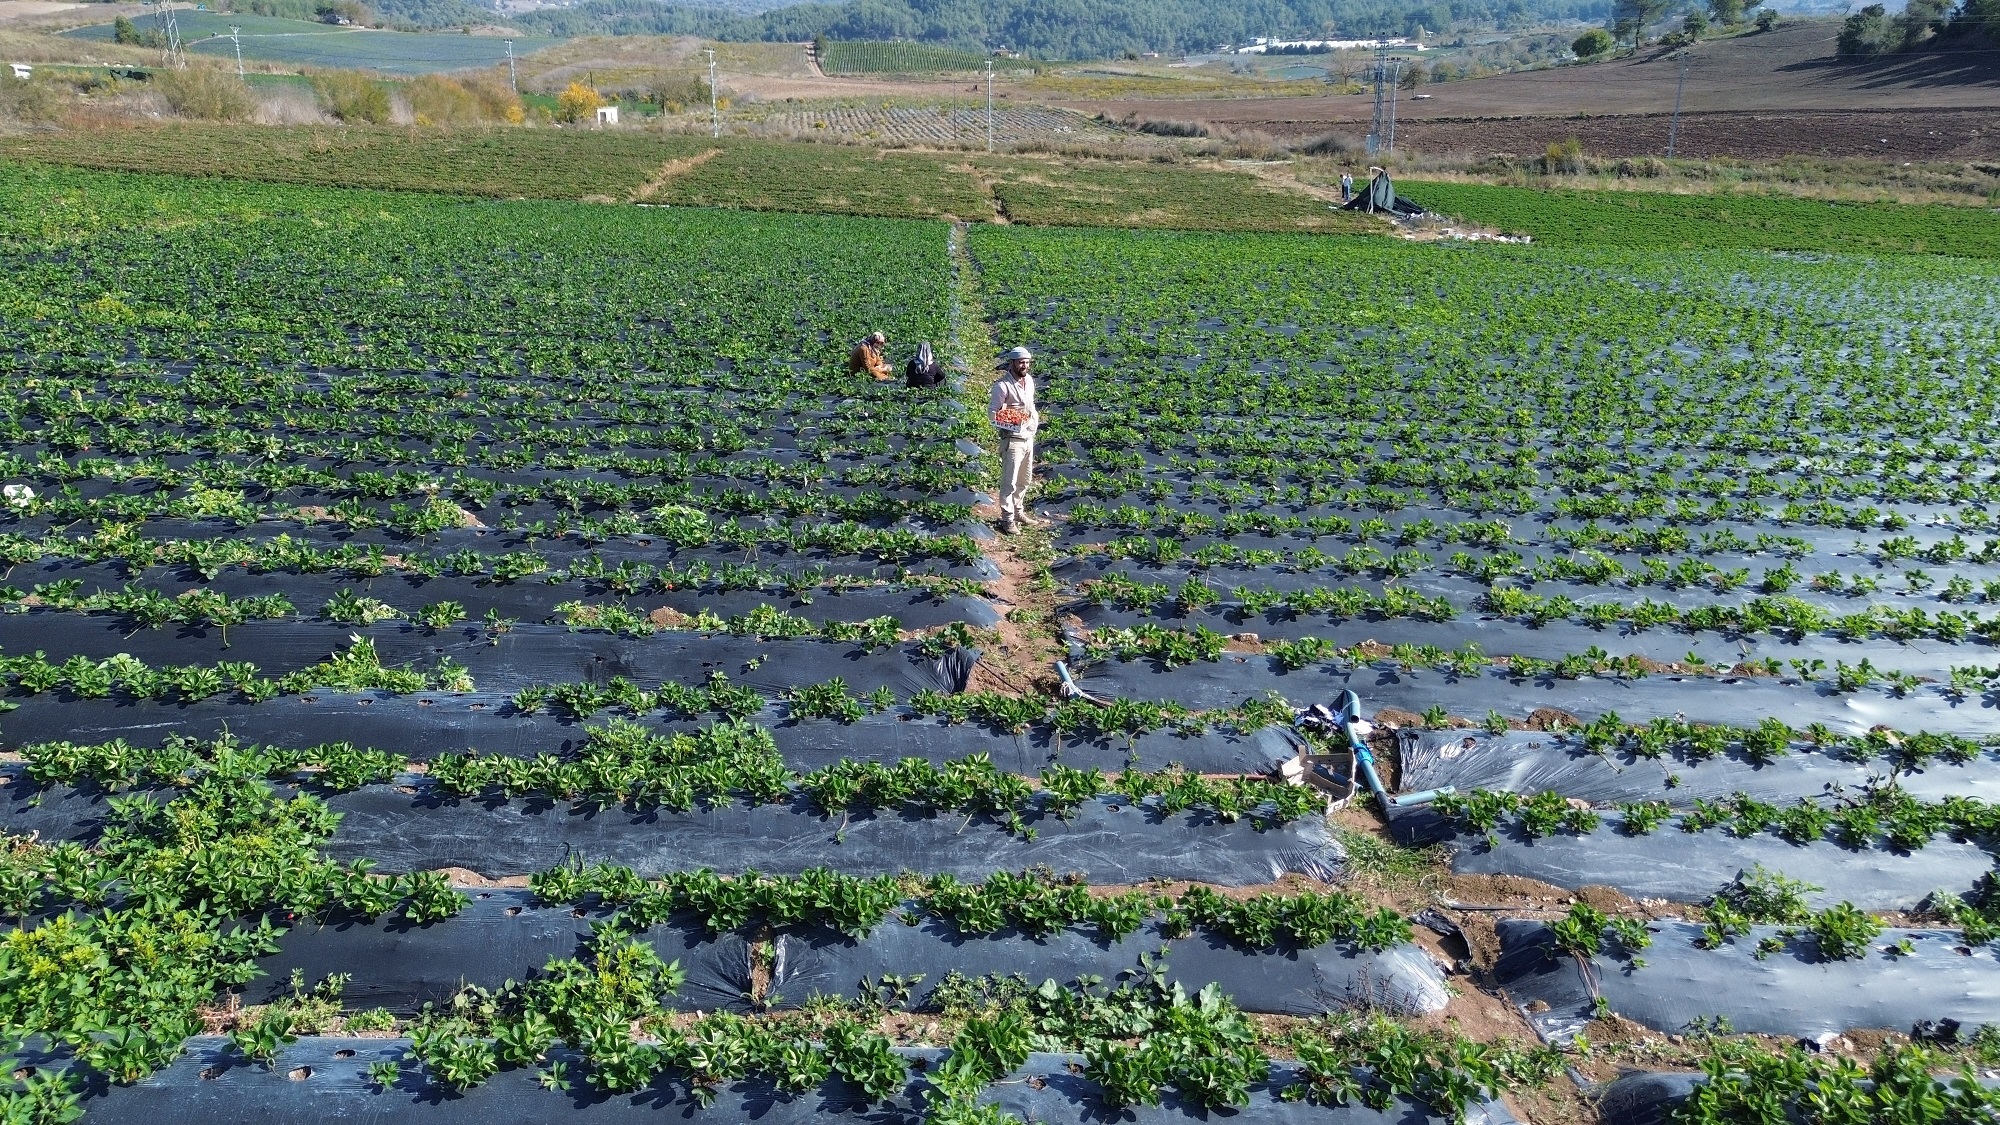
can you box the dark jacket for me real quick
[905,342,945,388]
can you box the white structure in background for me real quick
[1232,37,1424,52]
[8,64,30,80]
[595,105,619,126]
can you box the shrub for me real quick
[112,15,162,46]
[1297,130,1364,155]
[156,66,256,122]
[1754,6,1779,28]
[1956,0,1998,38]
[1543,137,1585,175]
[1572,28,1616,56]
[1836,5,1891,55]
[1895,0,1950,46]
[555,80,603,124]
[404,74,522,126]
[312,71,392,124]
[1615,156,1668,177]
[0,71,69,124]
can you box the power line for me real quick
[505,39,515,92]
[984,59,994,151]
[229,25,243,77]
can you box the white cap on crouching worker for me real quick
[994,346,1032,370]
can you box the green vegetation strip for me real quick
[0,132,1385,233]
[0,129,717,200]
[21,724,1328,837]
[1410,180,2000,257]
[535,862,1411,949]
[816,40,998,75]
[0,727,1559,1123]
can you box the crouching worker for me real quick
[989,345,1039,535]
[905,341,946,388]
[848,331,892,381]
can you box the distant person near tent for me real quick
[1340,172,1354,201]
[989,345,1039,535]
[848,331,892,381]
[905,341,946,388]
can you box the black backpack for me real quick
[905,342,945,388]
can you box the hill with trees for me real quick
[498,0,1611,57]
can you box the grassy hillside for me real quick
[0,124,1384,233]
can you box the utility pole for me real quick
[984,59,994,151]
[504,40,516,92]
[1365,42,1387,156]
[1385,57,1403,155]
[230,25,243,77]
[705,47,719,138]
[1666,48,1691,158]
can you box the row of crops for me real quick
[2,155,1997,1125]
[0,162,1540,1125]
[815,40,1001,75]
[753,105,1131,149]
[970,223,2000,1122]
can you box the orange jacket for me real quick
[848,339,889,378]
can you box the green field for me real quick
[0,127,719,200]
[817,39,999,75]
[1409,180,2000,257]
[64,11,557,75]
[0,124,1992,256]
[2,151,2000,1125]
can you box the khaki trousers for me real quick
[998,435,1034,518]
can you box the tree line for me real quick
[1836,0,1995,55]
[492,0,1613,57]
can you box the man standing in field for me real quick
[989,345,1038,535]
[849,331,892,381]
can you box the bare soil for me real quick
[0,1,93,24]
[1389,106,1999,161]
[1055,24,2000,161]
[964,516,1064,697]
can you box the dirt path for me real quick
[948,223,1063,699]
[628,148,722,201]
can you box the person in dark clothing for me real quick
[905,341,946,388]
